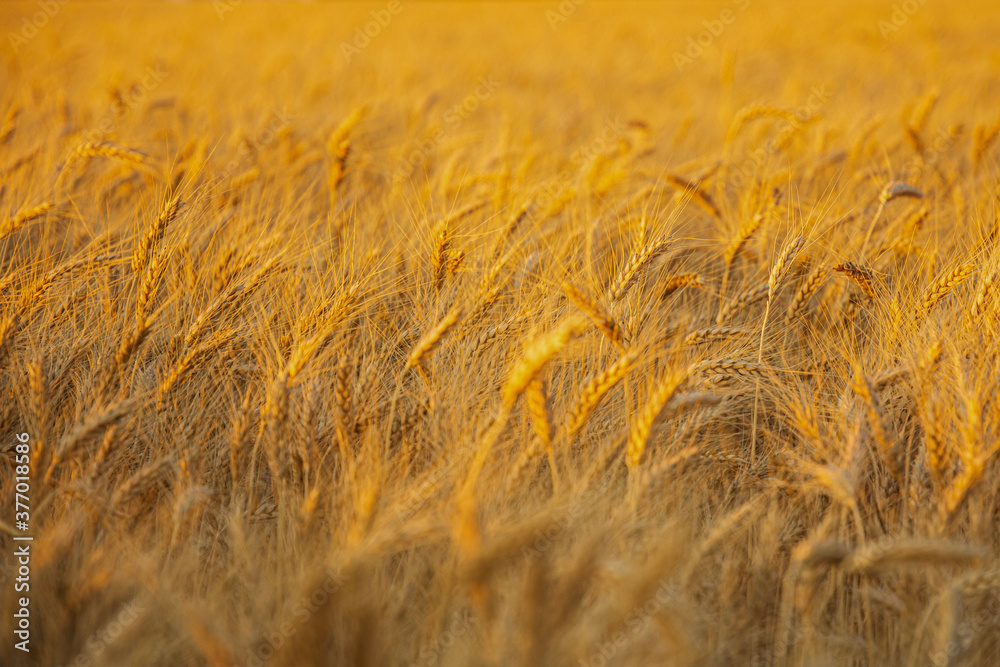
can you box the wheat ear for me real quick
[0,201,53,240]
[627,371,688,468]
[723,213,764,266]
[920,263,976,318]
[716,282,768,324]
[562,280,625,349]
[607,237,672,303]
[566,351,636,437]
[785,267,829,323]
[833,262,880,301]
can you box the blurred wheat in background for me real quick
[1,0,1000,665]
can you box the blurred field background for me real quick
[2,0,1000,665]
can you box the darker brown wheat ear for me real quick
[833,261,880,301]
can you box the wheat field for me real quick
[2,0,1000,665]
